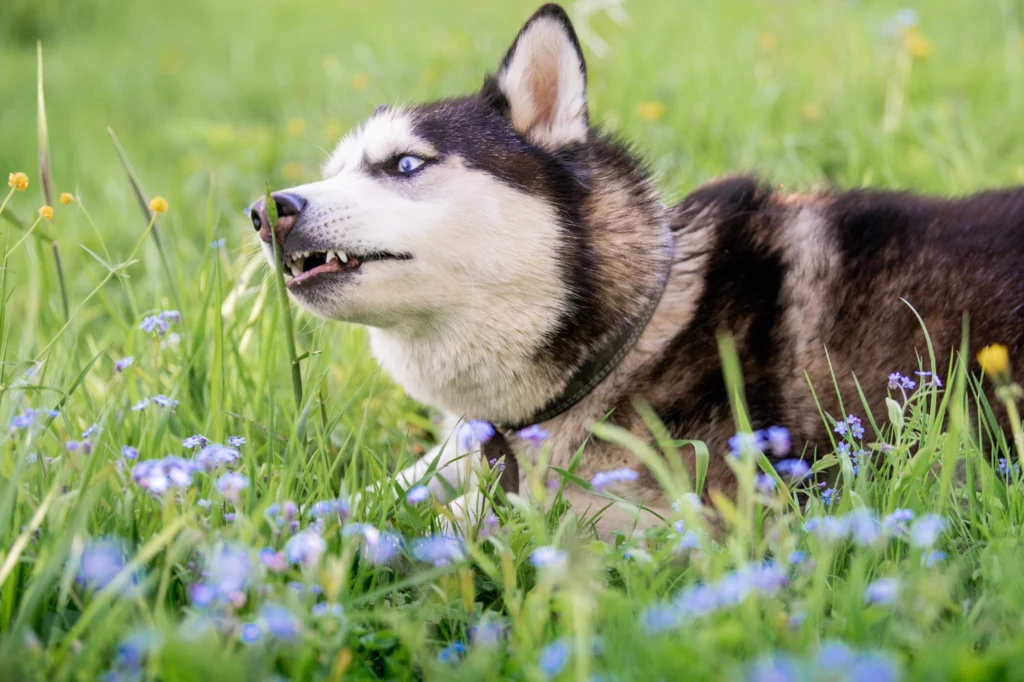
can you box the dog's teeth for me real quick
[326,251,337,263]
[290,259,303,277]
[336,250,348,263]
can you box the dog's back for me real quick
[647,177,1024,460]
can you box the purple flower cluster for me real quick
[642,563,787,632]
[130,441,242,497]
[9,408,59,431]
[804,508,945,550]
[530,546,567,570]
[139,310,181,337]
[308,498,350,521]
[183,434,210,449]
[190,545,251,608]
[834,413,865,439]
[406,485,430,504]
[284,530,327,566]
[887,372,916,391]
[748,643,900,682]
[114,356,134,372]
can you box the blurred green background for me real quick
[1,0,1023,354]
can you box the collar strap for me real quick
[501,251,672,432]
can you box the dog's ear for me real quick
[483,4,588,150]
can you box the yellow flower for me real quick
[281,162,303,180]
[149,196,169,213]
[801,103,823,122]
[38,205,54,220]
[287,118,307,136]
[904,27,932,59]
[352,72,370,92]
[758,32,779,53]
[978,344,1010,376]
[324,120,345,142]
[60,192,74,205]
[636,101,666,122]
[8,172,29,191]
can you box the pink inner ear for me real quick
[525,55,560,129]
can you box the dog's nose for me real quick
[249,192,307,244]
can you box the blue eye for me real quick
[396,155,425,174]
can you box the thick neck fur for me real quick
[368,134,672,425]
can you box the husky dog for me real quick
[249,4,1024,536]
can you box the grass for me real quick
[2,0,1024,679]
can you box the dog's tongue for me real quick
[286,258,345,287]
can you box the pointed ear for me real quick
[489,4,588,150]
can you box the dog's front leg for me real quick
[365,415,475,502]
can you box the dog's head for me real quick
[249,4,592,332]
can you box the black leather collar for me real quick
[501,252,672,432]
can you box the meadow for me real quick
[2,0,1024,679]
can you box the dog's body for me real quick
[250,5,1024,536]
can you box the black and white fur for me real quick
[249,5,1024,537]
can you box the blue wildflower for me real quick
[116,633,153,670]
[882,509,915,534]
[847,414,865,439]
[848,652,901,682]
[77,539,125,589]
[139,315,167,336]
[821,487,838,507]
[259,604,300,639]
[677,530,701,551]
[211,238,226,249]
[284,530,326,566]
[215,472,248,504]
[788,550,806,565]
[998,458,1020,478]
[915,371,943,389]
[114,356,134,373]
[205,545,251,598]
[775,459,810,480]
[183,434,209,449]
[847,509,881,547]
[538,639,570,676]
[887,372,916,391]
[517,424,549,448]
[728,432,764,458]
[641,604,681,633]
[816,640,855,670]
[470,617,505,646]
[909,514,945,548]
[748,655,801,682]
[240,622,263,644]
[837,442,851,457]
[591,467,639,489]
[923,550,946,568]
[312,603,343,618]
[834,420,848,436]
[194,444,240,471]
[259,548,288,573]
[764,426,791,456]
[457,420,495,451]
[530,546,567,570]
[406,485,430,504]
[151,395,178,409]
[189,582,217,607]
[10,410,36,429]
[197,498,211,508]
[343,524,399,564]
[755,473,776,493]
[437,641,466,663]
[131,399,150,411]
[309,498,350,521]
[411,535,465,565]
[865,577,899,604]
[228,435,245,447]
[121,445,139,460]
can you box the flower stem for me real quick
[1005,395,1024,466]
